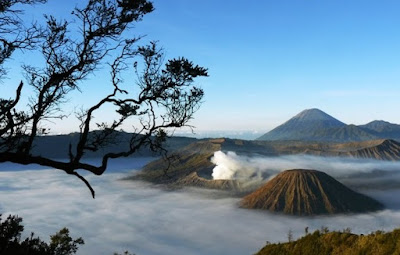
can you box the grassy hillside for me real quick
[256,228,400,255]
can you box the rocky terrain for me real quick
[132,137,400,193]
[303,139,400,160]
[172,172,247,194]
[132,139,223,184]
[240,169,383,215]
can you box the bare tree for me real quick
[0,0,208,198]
[287,229,293,242]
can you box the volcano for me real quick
[257,108,347,141]
[240,169,383,215]
[256,108,390,142]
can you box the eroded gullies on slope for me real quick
[240,169,383,216]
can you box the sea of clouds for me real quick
[1,155,400,255]
[211,151,400,189]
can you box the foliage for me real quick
[0,214,83,255]
[48,228,84,255]
[0,0,208,198]
[0,214,139,255]
[256,227,400,255]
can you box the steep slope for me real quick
[173,172,245,192]
[302,139,400,160]
[345,139,400,160]
[133,139,223,183]
[257,108,346,141]
[240,169,383,215]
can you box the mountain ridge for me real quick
[132,138,400,194]
[258,109,400,142]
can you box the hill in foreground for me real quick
[256,228,400,255]
[240,169,383,215]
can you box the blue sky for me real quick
[3,0,400,135]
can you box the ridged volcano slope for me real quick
[346,139,400,160]
[303,139,400,160]
[173,172,244,192]
[240,169,383,215]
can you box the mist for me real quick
[1,157,400,254]
[211,151,400,189]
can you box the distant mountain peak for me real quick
[293,108,342,122]
[257,108,346,141]
[367,120,391,125]
[362,120,395,129]
[360,120,400,138]
[257,109,400,142]
[281,108,345,128]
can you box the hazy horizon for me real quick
[39,107,400,140]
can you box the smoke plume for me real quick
[211,151,263,180]
[211,151,400,188]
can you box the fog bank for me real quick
[211,151,400,188]
[1,158,400,254]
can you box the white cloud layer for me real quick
[211,151,400,187]
[1,157,400,254]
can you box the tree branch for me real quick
[0,0,208,198]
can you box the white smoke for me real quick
[211,151,263,180]
[211,151,400,185]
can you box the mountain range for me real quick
[26,131,197,159]
[257,108,400,142]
